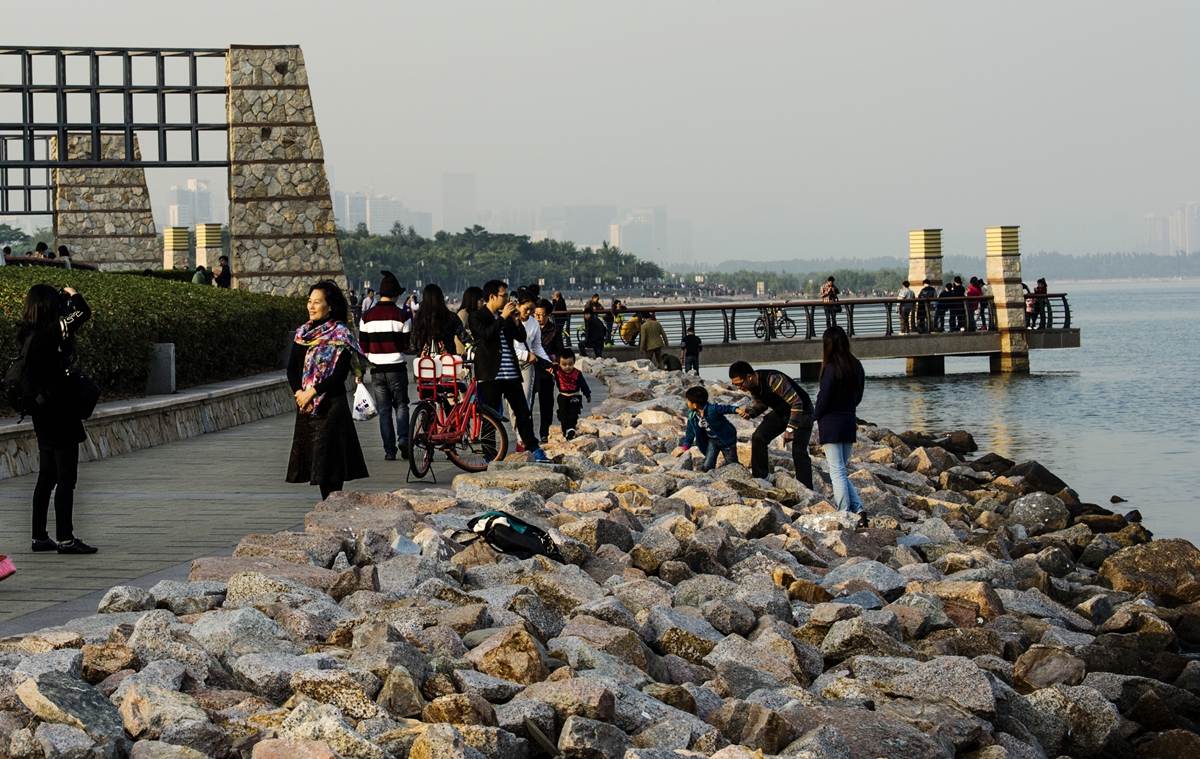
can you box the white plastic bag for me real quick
[351,382,378,421]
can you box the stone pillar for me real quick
[985,225,1030,373]
[195,223,223,270]
[226,45,346,296]
[908,229,943,288]
[52,134,158,270]
[163,227,190,270]
[906,229,943,376]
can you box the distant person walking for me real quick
[23,285,98,553]
[898,280,916,334]
[639,312,668,369]
[213,255,232,288]
[581,307,607,358]
[820,276,840,328]
[286,281,370,499]
[813,325,866,518]
[361,288,377,312]
[681,327,702,373]
[360,272,412,461]
[729,360,814,487]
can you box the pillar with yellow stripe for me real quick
[985,226,1030,373]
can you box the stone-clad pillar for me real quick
[907,229,943,289]
[985,226,1030,373]
[52,134,158,270]
[226,45,346,296]
[906,229,944,376]
[163,227,190,269]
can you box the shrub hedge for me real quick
[0,267,306,403]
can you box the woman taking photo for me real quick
[813,325,866,520]
[411,284,470,356]
[286,281,369,500]
[22,284,97,553]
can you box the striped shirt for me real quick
[496,320,520,380]
[359,300,409,371]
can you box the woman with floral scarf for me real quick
[286,280,370,499]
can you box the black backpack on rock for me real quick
[466,510,564,563]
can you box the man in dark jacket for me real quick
[947,276,967,332]
[729,360,814,486]
[581,307,607,358]
[469,280,550,462]
[552,292,570,346]
[916,279,937,333]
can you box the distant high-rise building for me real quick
[477,208,537,235]
[668,219,693,264]
[442,173,476,233]
[367,195,405,235]
[564,206,618,248]
[1169,202,1199,255]
[1143,213,1170,256]
[334,191,431,237]
[167,179,215,227]
[610,207,668,262]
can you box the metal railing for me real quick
[558,293,1071,347]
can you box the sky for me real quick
[3,1,1199,264]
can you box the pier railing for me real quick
[560,293,1071,346]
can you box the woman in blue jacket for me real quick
[681,386,740,472]
[813,325,865,515]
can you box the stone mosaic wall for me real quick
[0,378,292,480]
[51,135,159,270]
[226,46,347,296]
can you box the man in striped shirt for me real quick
[359,271,411,460]
[729,360,814,487]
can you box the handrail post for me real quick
[885,302,894,336]
[720,309,729,343]
[678,311,687,343]
[1062,296,1071,329]
[764,307,773,342]
[805,306,815,339]
[846,304,854,336]
[729,308,737,342]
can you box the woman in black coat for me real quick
[813,325,866,517]
[286,281,370,500]
[21,284,97,553]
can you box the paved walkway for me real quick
[0,375,609,636]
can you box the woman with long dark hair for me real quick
[457,286,484,354]
[21,284,96,553]
[812,325,866,517]
[286,280,369,499]
[411,284,470,356]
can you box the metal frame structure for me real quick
[0,46,230,214]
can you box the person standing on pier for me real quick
[359,272,412,461]
[22,285,98,554]
[898,281,916,334]
[581,307,607,358]
[729,360,814,488]
[813,325,865,518]
[820,277,840,328]
[681,327,703,373]
[287,281,370,500]
[469,280,552,463]
[917,279,937,333]
[552,291,570,346]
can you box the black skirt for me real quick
[286,390,369,487]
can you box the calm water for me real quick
[702,280,1200,545]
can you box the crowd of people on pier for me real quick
[15,269,1060,553]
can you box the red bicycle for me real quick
[408,354,508,478]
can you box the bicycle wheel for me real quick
[447,406,508,472]
[407,402,436,478]
[754,317,767,339]
[778,316,797,338]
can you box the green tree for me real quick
[0,224,29,250]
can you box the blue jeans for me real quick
[702,439,735,472]
[823,442,862,513]
[685,355,700,373]
[371,369,410,456]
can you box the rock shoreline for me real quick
[2,356,1199,759]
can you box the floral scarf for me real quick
[294,319,368,413]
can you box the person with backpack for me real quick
[916,279,938,333]
[813,325,866,519]
[729,360,815,487]
[17,285,98,553]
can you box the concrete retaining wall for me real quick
[0,372,292,479]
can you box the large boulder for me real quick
[1024,684,1119,757]
[1098,538,1200,604]
[1003,460,1069,495]
[1006,492,1070,534]
[464,627,550,685]
[16,671,126,749]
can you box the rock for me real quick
[701,599,757,637]
[423,693,499,726]
[81,643,139,685]
[704,698,791,754]
[1006,492,1070,534]
[1098,538,1200,604]
[1136,729,1200,759]
[16,671,125,746]
[291,669,385,720]
[559,617,646,669]
[377,665,425,717]
[232,653,340,704]
[252,739,344,759]
[526,565,606,614]
[786,704,947,759]
[820,560,907,599]
[109,659,187,706]
[453,468,572,499]
[1012,645,1086,693]
[465,627,549,685]
[994,587,1093,632]
[820,617,917,663]
[905,580,1006,621]
[97,586,156,614]
[513,678,616,723]
[1024,684,1119,757]
[557,714,633,759]
[234,531,346,567]
[559,518,634,552]
[125,610,212,682]
[189,607,295,663]
[885,655,996,716]
[189,556,340,594]
[131,741,209,759]
[646,606,724,665]
[494,699,556,741]
[148,580,226,616]
[33,722,97,758]
[705,634,799,685]
[159,720,232,757]
[409,723,488,759]
[1003,461,1068,495]
[15,648,84,681]
[280,700,387,759]
[452,668,525,702]
[119,682,208,739]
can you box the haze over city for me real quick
[4,1,1199,265]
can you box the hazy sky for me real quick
[6,1,1200,263]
